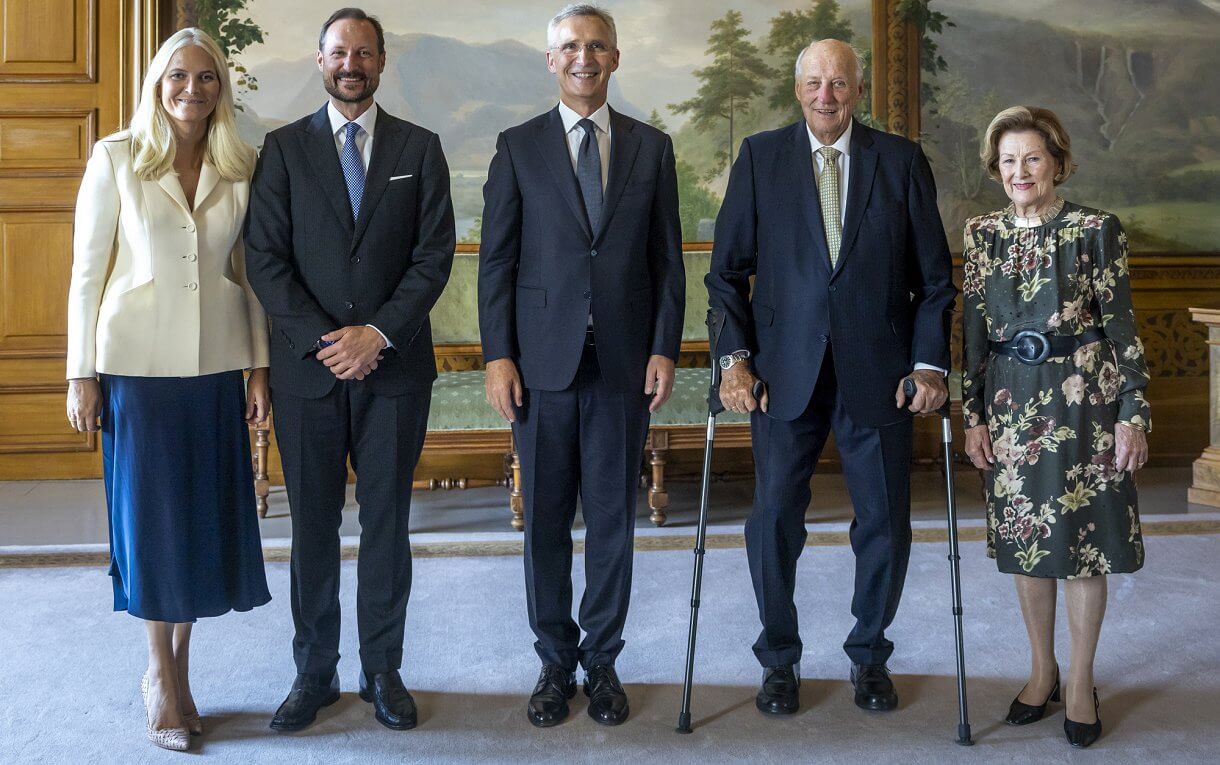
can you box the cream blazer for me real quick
[67,132,270,379]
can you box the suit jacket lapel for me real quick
[535,107,592,241]
[192,161,220,212]
[832,120,877,280]
[154,174,192,217]
[351,110,408,250]
[791,122,831,273]
[595,108,641,245]
[300,104,355,235]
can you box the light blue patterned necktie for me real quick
[340,121,365,220]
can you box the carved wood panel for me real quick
[0,212,73,356]
[0,0,95,82]
[0,109,94,170]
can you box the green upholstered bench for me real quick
[406,367,751,529]
[411,362,962,531]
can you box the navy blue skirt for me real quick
[101,371,271,622]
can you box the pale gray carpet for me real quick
[2,534,1219,763]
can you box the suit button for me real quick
[345,301,355,309]
[819,334,828,343]
[590,249,597,257]
[288,341,295,349]
[829,285,837,292]
[186,253,197,262]
[185,224,196,233]
[186,282,198,291]
[583,290,592,299]
[350,256,361,264]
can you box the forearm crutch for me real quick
[677,309,762,734]
[904,377,973,746]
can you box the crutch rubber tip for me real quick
[676,713,692,734]
[956,724,974,746]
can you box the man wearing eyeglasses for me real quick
[478,2,684,729]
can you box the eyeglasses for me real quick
[549,41,614,57]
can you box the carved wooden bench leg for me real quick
[253,424,270,518]
[648,430,669,526]
[509,444,525,532]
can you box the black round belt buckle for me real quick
[1012,329,1051,365]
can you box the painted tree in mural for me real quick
[670,11,774,178]
[194,0,266,101]
[765,0,854,120]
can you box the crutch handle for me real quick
[902,376,951,418]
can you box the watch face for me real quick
[719,356,732,370]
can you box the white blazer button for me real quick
[187,282,198,291]
[187,253,197,262]
[185,224,196,233]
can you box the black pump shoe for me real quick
[1005,667,1060,725]
[1063,688,1102,748]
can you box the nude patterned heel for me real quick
[141,672,190,751]
[181,709,203,736]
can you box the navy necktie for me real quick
[340,121,365,220]
[576,118,603,236]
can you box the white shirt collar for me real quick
[328,100,378,138]
[807,118,852,156]
[558,101,611,136]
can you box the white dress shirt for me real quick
[558,100,610,191]
[325,101,391,349]
[328,100,377,171]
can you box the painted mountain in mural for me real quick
[236,31,641,171]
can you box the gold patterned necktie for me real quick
[818,146,842,268]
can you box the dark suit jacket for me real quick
[244,104,455,399]
[706,119,956,426]
[478,106,684,393]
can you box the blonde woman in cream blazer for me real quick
[67,132,268,379]
[65,28,271,753]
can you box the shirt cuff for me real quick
[913,362,947,376]
[366,325,392,349]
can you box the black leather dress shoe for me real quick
[527,664,576,728]
[756,665,800,715]
[1005,668,1060,725]
[851,664,898,711]
[359,670,418,730]
[269,672,340,732]
[1063,688,1102,748]
[583,664,629,726]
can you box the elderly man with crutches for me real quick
[681,37,965,733]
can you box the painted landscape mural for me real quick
[922,0,1220,252]
[185,0,876,241]
[185,0,1219,251]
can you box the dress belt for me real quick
[989,328,1105,365]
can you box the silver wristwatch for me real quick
[719,350,750,370]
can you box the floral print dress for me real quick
[961,200,1150,578]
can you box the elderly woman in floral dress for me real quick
[960,106,1150,749]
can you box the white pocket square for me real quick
[389,174,413,181]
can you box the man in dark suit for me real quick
[478,3,684,728]
[707,39,956,716]
[244,8,454,732]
